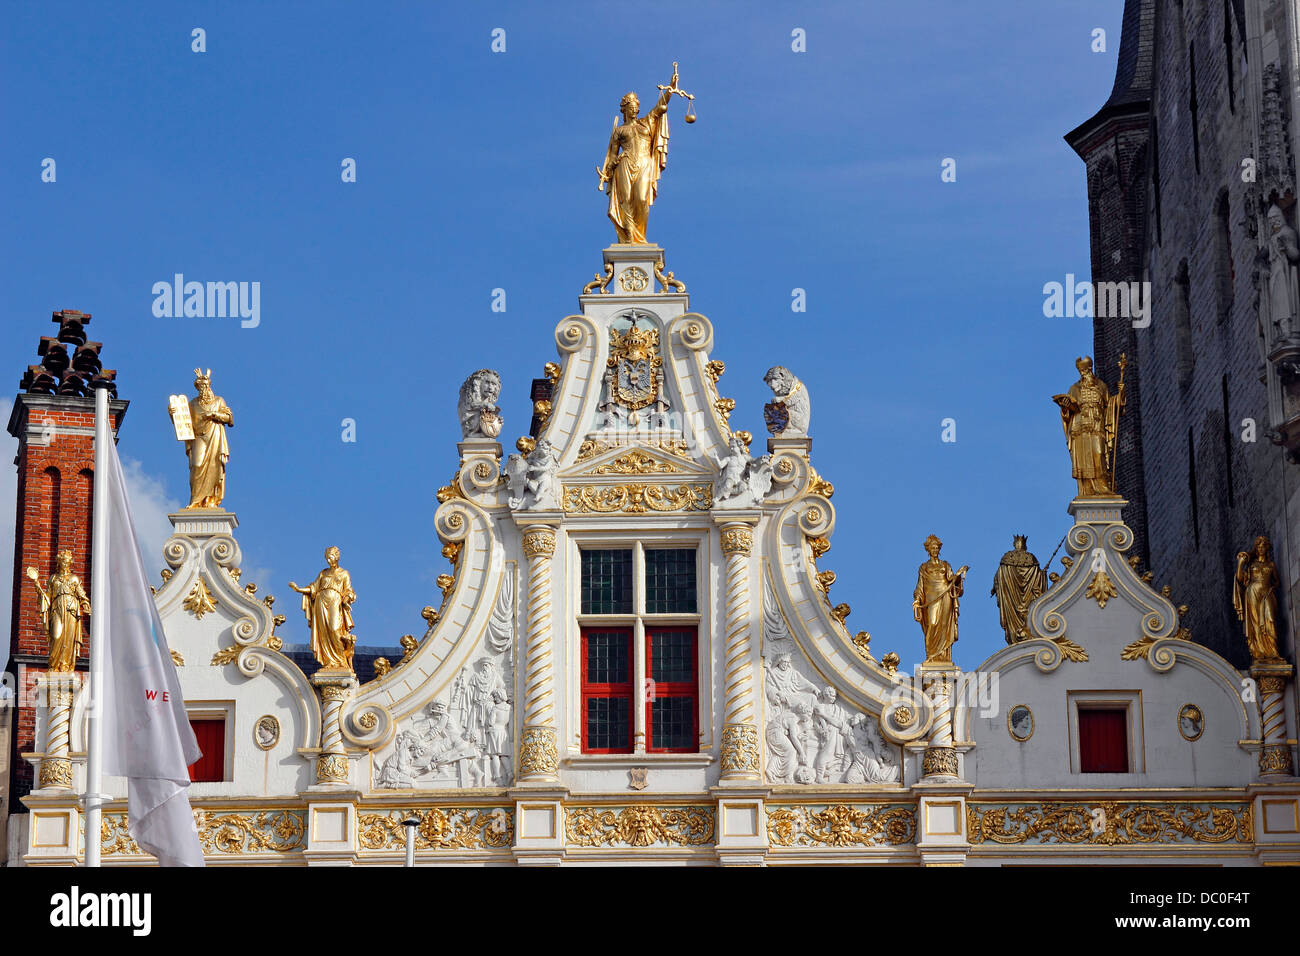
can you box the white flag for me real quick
[97,433,205,867]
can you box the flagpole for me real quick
[84,385,110,867]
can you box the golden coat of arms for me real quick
[599,313,669,427]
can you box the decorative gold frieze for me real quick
[719,527,753,557]
[101,809,308,857]
[357,808,513,852]
[966,802,1253,847]
[565,805,715,848]
[183,575,218,620]
[766,804,916,848]
[1085,570,1118,608]
[562,483,712,514]
[519,726,559,776]
[39,757,72,789]
[922,747,958,777]
[316,754,349,784]
[1260,745,1294,775]
[521,528,557,560]
[576,437,692,463]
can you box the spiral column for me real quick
[1253,662,1295,777]
[311,671,357,786]
[36,674,80,790]
[519,525,559,781]
[718,520,760,780]
[921,668,959,778]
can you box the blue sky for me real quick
[1,1,1121,670]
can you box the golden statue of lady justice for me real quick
[914,534,968,665]
[598,62,696,244]
[1234,535,1282,662]
[290,546,358,671]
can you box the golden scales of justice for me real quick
[659,62,697,123]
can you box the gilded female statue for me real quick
[1052,356,1125,498]
[26,549,90,672]
[1234,535,1282,662]
[913,535,967,664]
[598,64,684,244]
[290,546,357,670]
[183,368,233,509]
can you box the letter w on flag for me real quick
[96,429,205,866]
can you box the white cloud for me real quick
[119,456,184,580]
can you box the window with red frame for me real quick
[187,718,226,782]
[578,547,699,754]
[1078,708,1128,773]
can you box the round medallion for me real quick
[618,267,649,292]
[1008,704,1034,742]
[254,714,280,751]
[1178,703,1204,741]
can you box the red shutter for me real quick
[1079,709,1128,773]
[187,718,225,782]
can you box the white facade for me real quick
[16,243,1300,865]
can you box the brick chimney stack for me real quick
[6,309,127,808]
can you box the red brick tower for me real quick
[6,310,126,808]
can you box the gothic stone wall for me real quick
[1130,0,1289,668]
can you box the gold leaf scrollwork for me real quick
[356,808,513,852]
[1052,636,1089,662]
[719,723,760,774]
[565,806,715,848]
[583,450,684,476]
[561,483,713,514]
[766,805,916,848]
[1085,570,1119,609]
[966,802,1253,846]
[210,644,241,666]
[518,726,559,776]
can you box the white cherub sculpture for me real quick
[505,438,559,510]
[713,434,774,508]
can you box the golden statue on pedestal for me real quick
[598,62,696,244]
[290,546,357,671]
[26,549,90,672]
[913,534,968,664]
[1234,535,1282,662]
[172,368,233,509]
[1052,355,1126,498]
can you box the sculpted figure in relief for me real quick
[714,435,774,508]
[506,438,560,510]
[458,369,504,439]
[1267,204,1300,344]
[762,366,810,437]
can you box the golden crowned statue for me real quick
[914,535,968,664]
[1052,355,1126,498]
[1234,535,1282,662]
[991,535,1047,644]
[175,368,233,509]
[26,549,91,672]
[598,62,695,244]
[290,546,358,671]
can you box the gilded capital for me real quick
[720,526,753,557]
[522,527,557,560]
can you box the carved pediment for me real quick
[566,438,706,478]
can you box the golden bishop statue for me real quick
[598,62,696,244]
[914,534,968,665]
[1052,355,1126,498]
[1233,535,1282,662]
[26,549,90,672]
[173,368,233,509]
[290,546,357,671]
[991,535,1047,644]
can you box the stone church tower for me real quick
[1068,0,1300,669]
[4,310,124,809]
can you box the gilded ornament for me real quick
[473,461,494,481]
[170,648,185,666]
[831,603,851,627]
[398,635,419,664]
[967,801,1252,847]
[357,712,378,730]
[533,399,553,424]
[254,715,280,750]
[244,582,258,597]
[519,726,559,776]
[719,526,753,556]
[654,257,686,293]
[1051,637,1089,662]
[1177,704,1204,742]
[211,644,241,666]
[516,436,537,456]
[618,267,650,292]
[442,541,462,566]
[1260,745,1294,775]
[316,753,349,783]
[806,467,834,499]
[1121,630,1186,661]
[176,368,234,509]
[290,547,357,671]
[881,653,900,677]
[576,436,691,463]
[565,805,715,848]
[436,469,466,503]
[357,808,513,851]
[704,359,725,385]
[1234,535,1283,662]
[597,62,694,243]
[922,746,959,778]
[263,593,275,608]
[914,535,967,665]
[583,262,614,295]
[815,570,836,593]
[1259,675,1286,695]
[892,704,914,727]
[584,449,684,475]
[561,482,713,514]
[1085,570,1119,609]
[371,657,391,678]
[521,528,557,559]
[720,723,761,774]
[714,396,736,428]
[436,572,455,603]
[39,757,73,789]
[807,535,830,559]
[766,804,916,848]
[600,317,667,426]
[853,631,873,661]
[194,809,306,855]
[182,576,218,620]
[1052,354,1126,498]
[160,568,172,583]
[27,550,90,672]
